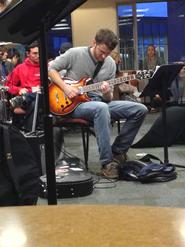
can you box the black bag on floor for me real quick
[118,154,177,183]
[0,123,40,206]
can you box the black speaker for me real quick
[24,131,45,175]
[132,106,185,148]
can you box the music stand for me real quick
[0,0,87,204]
[140,64,184,167]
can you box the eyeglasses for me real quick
[96,45,111,57]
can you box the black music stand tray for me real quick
[140,64,184,167]
[0,0,87,204]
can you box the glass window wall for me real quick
[117,0,185,70]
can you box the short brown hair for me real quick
[95,29,118,51]
[26,41,39,52]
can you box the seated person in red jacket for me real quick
[6,41,41,131]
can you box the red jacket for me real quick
[6,58,41,95]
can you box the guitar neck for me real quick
[81,74,136,93]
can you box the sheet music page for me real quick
[137,66,160,97]
[152,65,160,77]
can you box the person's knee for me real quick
[140,104,148,114]
[136,103,148,118]
[96,102,110,116]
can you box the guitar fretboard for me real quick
[81,74,136,93]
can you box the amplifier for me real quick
[23,131,45,175]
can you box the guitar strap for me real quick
[88,46,104,80]
[93,61,104,79]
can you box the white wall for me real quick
[71,0,117,47]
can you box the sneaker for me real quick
[113,153,128,165]
[101,161,119,179]
[150,107,158,113]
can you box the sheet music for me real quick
[152,65,160,77]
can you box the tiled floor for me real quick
[38,110,185,208]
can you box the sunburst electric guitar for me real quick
[49,70,153,116]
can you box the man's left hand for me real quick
[101,81,110,94]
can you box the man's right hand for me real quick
[63,84,79,99]
[49,69,79,99]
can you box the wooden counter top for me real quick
[0,205,185,247]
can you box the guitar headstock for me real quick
[135,70,154,80]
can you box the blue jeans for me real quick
[71,99,148,166]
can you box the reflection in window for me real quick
[118,0,185,70]
[137,2,168,69]
[117,5,134,70]
[47,16,72,59]
[136,2,167,18]
[117,2,168,70]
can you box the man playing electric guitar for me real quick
[48,28,148,179]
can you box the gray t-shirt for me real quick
[48,46,116,99]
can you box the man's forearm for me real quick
[48,70,66,90]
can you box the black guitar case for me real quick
[39,157,94,198]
